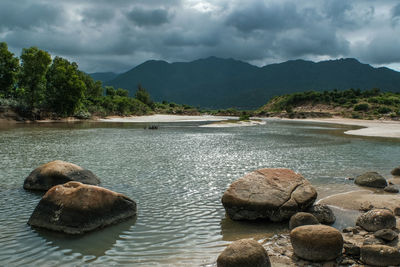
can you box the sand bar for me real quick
[199,120,266,127]
[100,114,234,123]
[279,117,400,138]
[318,189,400,212]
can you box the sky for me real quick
[1,0,400,73]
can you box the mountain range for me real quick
[90,57,400,109]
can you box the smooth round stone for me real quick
[28,181,137,234]
[384,185,399,193]
[373,229,398,241]
[356,209,396,232]
[307,204,336,224]
[391,167,400,176]
[289,212,319,230]
[23,160,100,191]
[361,245,400,266]
[217,239,271,267]
[355,172,387,188]
[290,225,343,261]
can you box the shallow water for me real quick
[0,119,399,266]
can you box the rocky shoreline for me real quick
[217,167,400,266]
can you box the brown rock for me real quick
[394,207,400,216]
[289,212,319,230]
[23,160,100,191]
[222,168,317,221]
[356,209,396,232]
[290,225,343,261]
[384,185,399,193]
[307,204,336,224]
[28,182,136,234]
[355,172,387,188]
[374,229,398,241]
[391,167,400,176]
[361,245,400,266]
[217,239,271,267]
[343,243,360,257]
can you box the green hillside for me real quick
[257,88,400,120]
[103,57,400,109]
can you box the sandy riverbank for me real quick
[277,117,400,138]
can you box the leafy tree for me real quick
[105,86,116,97]
[46,56,86,116]
[134,84,153,108]
[19,47,51,110]
[116,88,129,97]
[79,71,103,100]
[0,42,19,97]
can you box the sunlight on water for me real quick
[0,120,399,266]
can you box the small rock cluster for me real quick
[24,160,137,234]
[355,169,400,193]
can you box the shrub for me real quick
[239,112,250,121]
[353,103,369,111]
[377,106,392,114]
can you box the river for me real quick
[1,119,399,266]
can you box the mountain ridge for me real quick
[90,57,400,109]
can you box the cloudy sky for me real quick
[1,0,400,73]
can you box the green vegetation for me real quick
[257,88,400,119]
[0,42,199,120]
[239,111,250,121]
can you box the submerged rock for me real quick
[23,160,100,191]
[289,212,319,230]
[307,204,336,224]
[28,182,137,234]
[361,245,400,266]
[217,239,271,267]
[356,209,396,232]
[355,172,387,188]
[221,168,317,221]
[290,225,343,261]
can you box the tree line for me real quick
[0,42,156,119]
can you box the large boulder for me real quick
[289,212,319,230]
[307,204,336,224]
[221,168,317,221]
[23,160,100,191]
[361,245,400,266]
[290,225,343,261]
[356,209,396,232]
[217,239,271,267]
[355,172,387,188]
[28,181,136,234]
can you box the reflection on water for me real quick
[33,217,137,258]
[220,216,289,241]
[1,119,400,266]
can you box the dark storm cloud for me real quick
[0,0,63,30]
[226,2,303,32]
[1,0,399,72]
[126,8,171,26]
